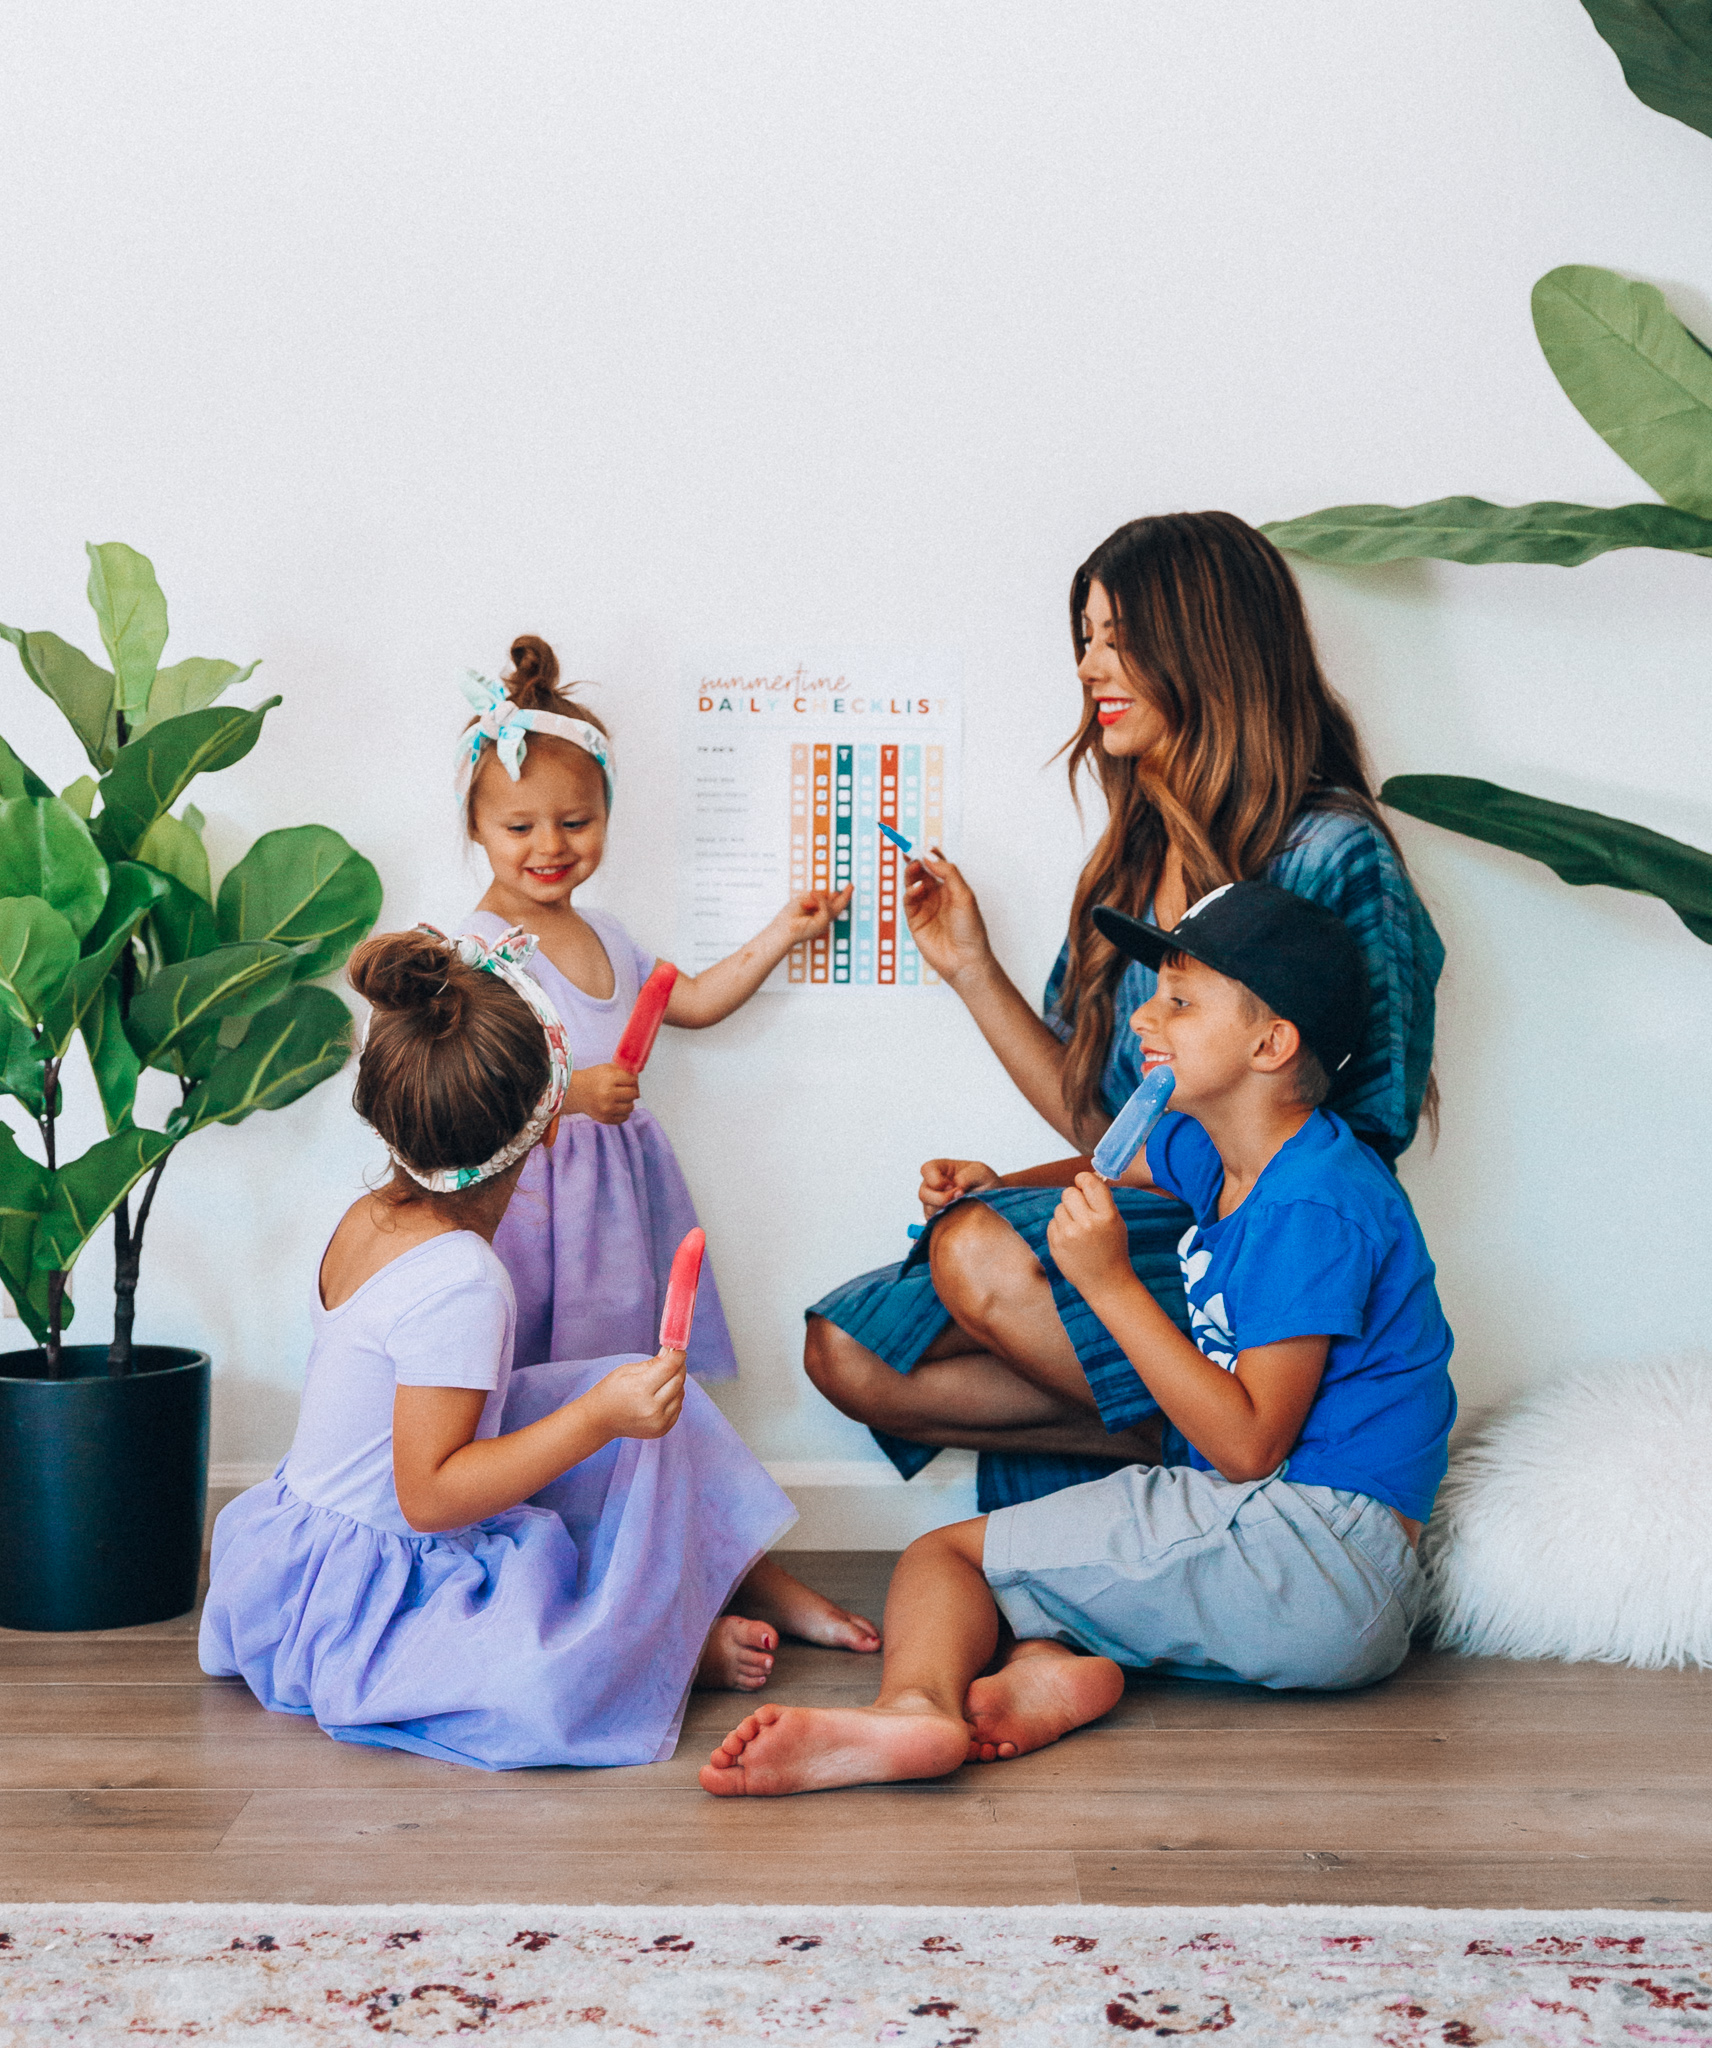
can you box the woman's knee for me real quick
[929,1204,1040,1342]
[804,1315,898,1426]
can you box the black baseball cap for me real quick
[1092,880,1367,1077]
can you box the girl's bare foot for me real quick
[735,1557,881,1653]
[694,1615,776,1692]
[698,1698,969,1796]
[963,1638,1124,1760]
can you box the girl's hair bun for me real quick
[463,635,613,836]
[348,928,552,1194]
[348,930,475,1042]
[505,635,562,713]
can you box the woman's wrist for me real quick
[944,948,1005,1002]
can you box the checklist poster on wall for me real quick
[679,653,962,990]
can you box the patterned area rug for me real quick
[3,1903,1710,2043]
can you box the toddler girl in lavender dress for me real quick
[457,635,875,1656]
[200,925,870,1770]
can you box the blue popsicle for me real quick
[1090,1064,1177,1182]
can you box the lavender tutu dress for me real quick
[465,906,738,1384]
[199,1231,795,1770]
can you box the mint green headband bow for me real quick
[459,672,615,804]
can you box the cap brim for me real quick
[1093,904,1178,971]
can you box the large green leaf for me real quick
[126,940,296,1071]
[1579,1,1712,141]
[40,863,164,1057]
[0,797,109,941]
[1,1017,53,1119]
[0,736,50,803]
[0,898,78,1030]
[81,978,140,1131]
[1262,496,1712,566]
[84,543,168,718]
[93,698,281,860]
[0,627,118,769]
[1532,265,1712,517]
[144,866,220,964]
[33,1126,175,1275]
[170,985,354,1136]
[138,656,259,732]
[216,825,383,980]
[1383,774,1712,944]
[0,1124,51,1340]
[135,808,211,902]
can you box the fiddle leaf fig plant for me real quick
[1260,0,1712,944]
[0,543,381,1376]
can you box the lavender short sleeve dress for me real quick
[199,1231,794,1770]
[465,906,738,1383]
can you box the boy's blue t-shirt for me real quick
[1144,1107,1456,1523]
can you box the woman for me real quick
[804,511,1443,1511]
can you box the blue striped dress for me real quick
[808,806,1445,1512]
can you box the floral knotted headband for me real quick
[458,672,615,806]
[391,924,572,1194]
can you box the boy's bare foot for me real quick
[736,1557,881,1653]
[694,1615,776,1692]
[698,1699,969,1796]
[964,1639,1125,1760]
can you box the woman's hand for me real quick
[902,852,994,988]
[568,1062,640,1125]
[918,1158,1001,1217]
[1046,1172,1137,1305]
[764,886,855,950]
[590,1347,687,1440]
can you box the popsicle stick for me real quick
[659,1227,705,1350]
[615,961,679,1073]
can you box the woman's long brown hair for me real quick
[1058,510,1412,1135]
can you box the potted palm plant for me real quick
[1260,0,1712,948]
[0,542,380,1630]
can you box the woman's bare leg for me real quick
[803,1202,1163,1461]
[805,1314,1160,1460]
[927,1203,1100,1410]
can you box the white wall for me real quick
[4,0,1709,1537]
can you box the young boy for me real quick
[701,881,1456,1797]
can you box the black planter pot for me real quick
[0,1345,210,1632]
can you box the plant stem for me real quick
[105,927,144,1376]
[38,1045,62,1377]
[107,1147,174,1378]
[45,1272,66,1379]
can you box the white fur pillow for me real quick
[1421,1355,1712,1669]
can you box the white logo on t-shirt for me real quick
[1178,1226,1237,1372]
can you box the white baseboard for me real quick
[206,1454,979,1551]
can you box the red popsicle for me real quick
[659,1227,705,1351]
[614,960,679,1074]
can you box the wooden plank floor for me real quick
[3,1552,1709,1909]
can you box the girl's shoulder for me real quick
[319,1228,512,1328]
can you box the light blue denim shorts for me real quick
[983,1463,1424,1691]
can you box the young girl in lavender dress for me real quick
[457,635,875,1655]
[200,926,867,1770]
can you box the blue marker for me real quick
[877,820,913,856]
[1090,1064,1176,1182]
